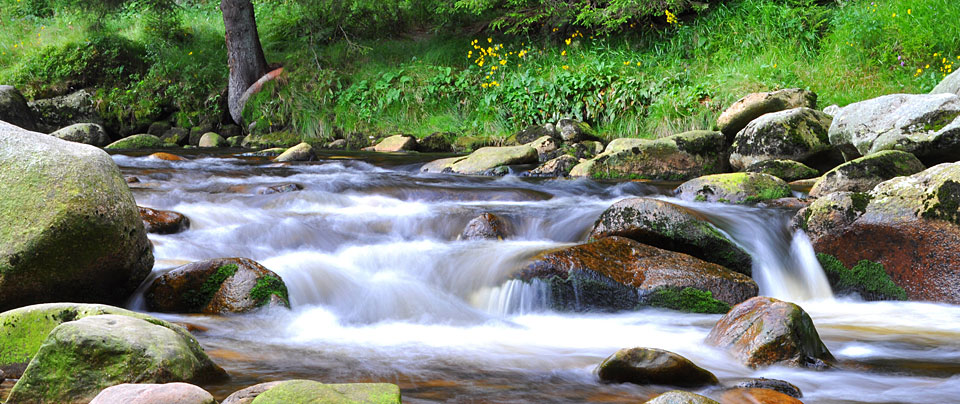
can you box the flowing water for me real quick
[113,151,960,403]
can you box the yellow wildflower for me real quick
[562,65,569,70]
[637,62,642,66]
[487,38,492,43]
[908,9,912,14]
[482,83,489,88]
[188,51,193,55]
[561,50,567,56]
[500,60,506,65]
[565,38,571,46]
[491,66,497,71]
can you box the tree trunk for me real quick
[221,0,268,124]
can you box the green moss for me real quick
[921,110,960,132]
[816,253,906,301]
[249,274,290,307]
[850,192,872,213]
[104,134,164,150]
[645,287,730,314]
[183,264,238,311]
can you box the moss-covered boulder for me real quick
[575,131,728,181]
[6,314,227,404]
[49,123,111,147]
[90,383,217,404]
[557,118,600,143]
[816,253,906,301]
[223,380,401,404]
[717,89,817,137]
[460,213,512,240]
[0,85,37,131]
[138,206,190,235]
[527,135,559,161]
[932,69,960,96]
[645,390,720,404]
[744,159,819,182]
[596,347,718,387]
[676,173,792,204]
[146,257,290,314]
[420,156,465,174]
[198,132,228,148]
[369,135,418,152]
[512,124,559,145]
[809,150,925,197]
[274,142,315,162]
[29,90,104,134]
[0,122,153,311]
[447,145,538,175]
[604,137,649,154]
[515,237,757,312]
[827,93,960,164]
[161,127,190,146]
[417,132,454,153]
[105,134,165,150]
[729,107,834,170]
[589,197,752,275]
[526,155,579,177]
[706,296,834,369]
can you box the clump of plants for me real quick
[817,253,907,301]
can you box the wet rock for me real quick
[461,213,512,240]
[198,132,228,148]
[222,380,401,404]
[809,150,925,197]
[527,135,559,161]
[646,390,720,404]
[761,197,810,211]
[447,145,538,175]
[526,155,579,177]
[513,124,559,144]
[729,107,834,170]
[827,93,960,164]
[0,85,37,131]
[517,237,757,312]
[575,131,728,181]
[161,127,189,146]
[29,89,103,133]
[139,206,190,234]
[717,89,817,137]
[370,134,417,152]
[596,347,718,387]
[745,159,819,182]
[274,142,315,162]
[931,69,960,96]
[589,197,752,275]
[418,132,454,153]
[716,388,803,404]
[49,123,110,147]
[705,296,834,369]
[557,118,600,143]
[105,134,165,150]
[146,257,290,314]
[90,383,217,404]
[149,152,185,161]
[6,314,227,404]
[0,122,153,311]
[730,378,803,398]
[256,183,303,194]
[325,139,347,150]
[126,176,141,183]
[420,156,464,173]
[676,172,792,204]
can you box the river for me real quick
[114,151,960,403]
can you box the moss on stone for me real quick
[251,380,401,404]
[816,253,906,301]
[104,134,164,150]
[250,274,290,307]
[646,287,730,314]
[183,264,238,311]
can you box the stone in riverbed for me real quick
[0,85,37,131]
[730,378,803,398]
[105,133,165,149]
[447,145,538,175]
[729,107,835,171]
[418,132,454,153]
[676,172,792,204]
[527,135,559,161]
[460,213,512,240]
[223,380,401,404]
[745,159,819,182]
[148,152,185,161]
[145,257,290,314]
[50,123,111,147]
[717,388,803,404]
[6,314,228,404]
[808,150,925,197]
[198,132,228,148]
[256,183,303,194]
[274,142,315,162]
[512,124,559,144]
[138,206,190,234]
[705,296,834,369]
[90,383,217,404]
[717,89,817,137]
[526,155,579,177]
[0,122,153,311]
[575,130,728,181]
[557,118,600,143]
[161,127,189,146]
[589,197,752,275]
[596,347,718,387]
[645,390,720,404]
[420,156,464,173]
[369,134,418,152]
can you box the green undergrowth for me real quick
[645,287,730,314]
[816,253,907,301]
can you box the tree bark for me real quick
[221,0,269,124]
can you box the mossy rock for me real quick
[448,145,538,175]
[241,380,401,404]
[676,172,792,204]
[596,347,719,387]
[583,130,727,181]
[745,159,819,182]
[816,253,906,301]
[644,287,731,314]
[717,88,817,137]
[198,132,228,148]
[145,257,290,314]
[0,122,153,311]
[50,123,111,147]
[866,161,960,225]
[729,107,833,171]
[809,150,925,197]
[274,142,315,162]
[105,133,165,150]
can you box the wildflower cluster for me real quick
[469,38,532,88]
[665,10,678,25]
[915,52,957,77]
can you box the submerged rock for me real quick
[148,152,186,161]
[6,314,227,404]
[729,107,834,171]
[105,134,165,149]
[717,89,817,137]
[645,390,720,404]
[146,257,290,314]
[0,85,37,130]
[589,198,752,275]
[138,206,190,234]
[575,130,728,181]
[676,173,792,204]
[461,213,512,240]
[222,380,401,404]
[809,150,925,197]
[256,183,303,194]
[90,383,217,404]
[745,159,819,182]
[50,123,111,147]
[705,296,834,369]
[274,142,315,162]
[0,122,153,311]
[596,347,718,387]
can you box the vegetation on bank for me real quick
[0,0,958,147]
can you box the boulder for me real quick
[717,388,803,404]
[222,380,401,404]
[49,123,111,147]
[645,391,720,404]
[418,132,454,153]
[90,383,216,404]
[145,257,290,314]
[161,128,189,146]
[589,198,752,275]
[729,107,834,170]
[797,162,960,303]
[822,104,842,116]
[596,347,718,387]
[527,135,559,161]
[0,122,153,311]
[705,296,834,369]
[6,314,227,404]
[28,89,104,133]
[516,237,757,312]
[447,145,538,175]
[138,206,190,234]
[370,135,417,152]
[827,93,960,164]
[557,118,600,143]
[809,150,925,197]
[420,156,464,174]
[325,139,347,150]
[0,85,37,131]
[730,378,802,398]
[676,173,792,204]
[198,132,228,148]
[745,159,819,182]
[526,155,579,177]
[513,124,559,144]
[105,134,165,150]
[576,131,728,180]
[227,136,244,147]
[932,69,960,96]
[604,137,648,154]
[461,213,512,240]
[274,142,315,162]
[149,152,185,161]
[717,89,817,137]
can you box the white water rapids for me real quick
[116,152,960,403]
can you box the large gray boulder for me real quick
[50,123,111,147]
[729,107,834,170]
[29,89,103,133]
[809,150,925,197]
[0,85,36,131]
[447,145,538,175]
[368,135,417,152]
[571,131,727,181]
[0,121,153,311]
[717,89,817,137]
[828,93,960,164]
[932,69,960,96]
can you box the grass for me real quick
[0,0,958,147]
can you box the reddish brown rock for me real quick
[717,388,804,404]
[148,152,186,161]
[145,257,290,314]
[139,206,190,234]
[596,347,718,387]
[705,297,834,369]
[461,213,512,240]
